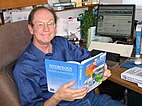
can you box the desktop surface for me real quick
[109,62,142,95]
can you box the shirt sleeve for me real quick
[13,63,45,106]
[67,40,91,62]
[52,36,91,62]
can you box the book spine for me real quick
[78,65,83,88]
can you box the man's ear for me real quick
[28,24,34,35]
[54,24,57,35]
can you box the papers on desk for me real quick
[121,67,142,88]
[121,58,142,69]
[88,41,133,57]
[137,83,142,88]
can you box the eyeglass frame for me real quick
[32,19,56,29]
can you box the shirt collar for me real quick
[28,43,48,59]
[27,37,57,59]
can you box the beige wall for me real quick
[99,0,122,4]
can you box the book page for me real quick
[67,61,80,64]
[67,52,104,65]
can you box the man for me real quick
[13,6,126,106]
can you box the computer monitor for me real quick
[95,4,136,43]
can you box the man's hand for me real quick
[53,81,88,102]
[103,64,111,81]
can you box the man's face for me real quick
[28,9,56,46]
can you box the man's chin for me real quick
[42,42,51,45]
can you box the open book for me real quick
[45,52,106,93]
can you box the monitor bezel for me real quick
[95,4,136,40]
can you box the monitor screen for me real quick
[95,4,135,42]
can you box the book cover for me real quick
[121,67,142,84]
[45,52,106,93]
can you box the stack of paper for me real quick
[121,67,142,88]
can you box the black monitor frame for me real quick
[95,4,136,42]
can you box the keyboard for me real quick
[88,41,134,57]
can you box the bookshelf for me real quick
[0,0,47,10]
[0,1,98,25]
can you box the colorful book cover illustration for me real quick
[45,52,106,93]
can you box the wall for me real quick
[56,9,87,19]
[136,9,142,21]
[99,0,122,4]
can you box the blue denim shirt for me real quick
[13,36,91,106]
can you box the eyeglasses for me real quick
[33,20,55,29]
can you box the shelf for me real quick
[54,4,99,12]
[0,0,47,10]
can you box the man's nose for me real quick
[43,23,49,31]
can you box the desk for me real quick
[108,64,142,94]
